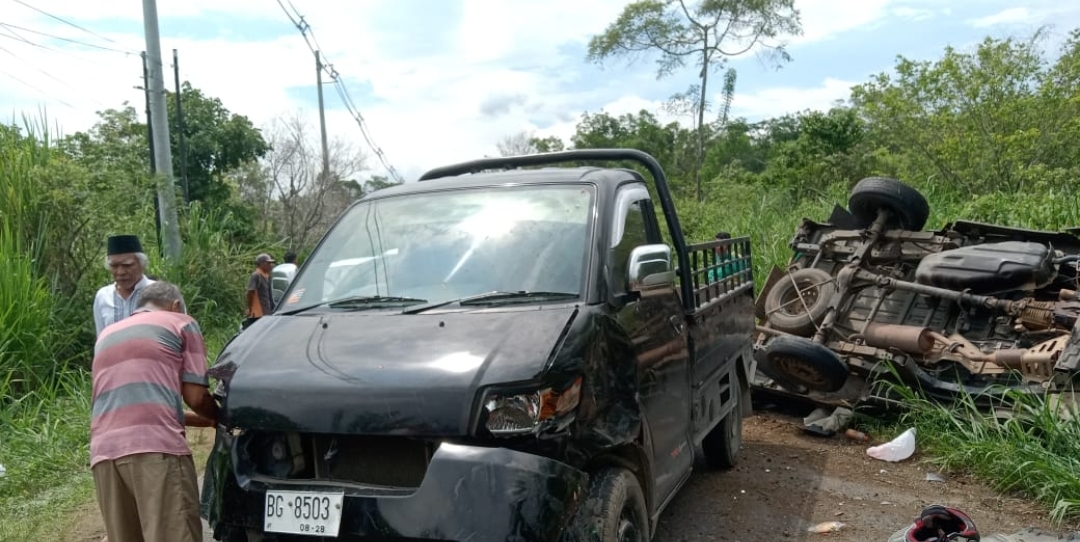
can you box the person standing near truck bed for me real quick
[90,281,218,542]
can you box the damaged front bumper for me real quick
[201,429,587,541]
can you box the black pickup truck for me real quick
[201,149,756,542]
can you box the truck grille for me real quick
[243,431,433,488]
[314,434,431,488]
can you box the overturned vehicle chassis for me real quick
[751,178,1080,409]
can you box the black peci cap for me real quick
[107,235,144,255]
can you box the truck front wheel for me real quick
[564,467,649,542]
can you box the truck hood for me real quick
[216,306,579,436]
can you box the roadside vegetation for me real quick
[878,383,1080,524]
[2,21,1080,542]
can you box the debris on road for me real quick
[867,427,916,462]
[844,428,870,443]
[809,521,847,534]
[926,472,947,483]
[803,406,854,436]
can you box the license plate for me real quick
[264,489,345,537]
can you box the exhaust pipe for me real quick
[862,323,935,354]
[861,323,1061,376]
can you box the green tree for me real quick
[166,82,271,205]
[363,174,401,194]
[530,136,566,153]
[850,30,1080,194]
[587,0,802,200]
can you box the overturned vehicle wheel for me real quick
[848,177,930,231]
[759,335,849,393]
[763,267,834,336]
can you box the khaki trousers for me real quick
[92,452,202,542]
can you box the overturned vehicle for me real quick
[752,177,1080,409]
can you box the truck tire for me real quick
[763,268,834,336]
[848,177,930,231]
[760,335,849,393]
[701,376,743,469]
[564,468,649,542]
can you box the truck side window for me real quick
[611,199,650,294]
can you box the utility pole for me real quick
[142,0,182,260]
[140,51,162,254]
[173,48,189,204]
[315,50,330,182]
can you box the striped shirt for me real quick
[90,308,209,467]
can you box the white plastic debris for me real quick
[808,521,846,534]
[867,427,916,462]
[0,464,5,477]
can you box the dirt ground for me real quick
[68,407,1079,542]
[654,399,1080,542]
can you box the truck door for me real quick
[609,185,693,507]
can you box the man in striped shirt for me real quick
[91,281,218,542]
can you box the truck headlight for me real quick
[483,376,583,436]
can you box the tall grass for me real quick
[675,181,851,290]
[167,201,272,337]
[0,229,56,398]
[0,119,61,398]
[0,370,95,541]
[0,118,95,540]
[881,380,1080,523]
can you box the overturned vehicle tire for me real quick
[759,335,849,393]
[763,267,835,337]
[848,176,930,231]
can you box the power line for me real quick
[0,21,134,55]
[9,0,136,53]
[273,0,403,183]
[0,44,108,108]
[0,66,75,108]
[0,24,134,69]
[0,23,39,47]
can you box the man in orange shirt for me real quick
[243,253,275,329]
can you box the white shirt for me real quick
[93,275,155,336]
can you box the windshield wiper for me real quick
[402,291,579,314]
[325,295,428,310]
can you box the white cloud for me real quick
[15,0,1069,183]
[727,78,857,120]
[1,0,638,180]
[891,7,936,21]
[792,0,894,44]
[969,8,1033,28]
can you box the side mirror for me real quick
[628,244,675,292]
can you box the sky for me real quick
[2,0,1079,182]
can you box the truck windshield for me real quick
[280,184,595,312]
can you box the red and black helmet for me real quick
[905,505,981,542]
